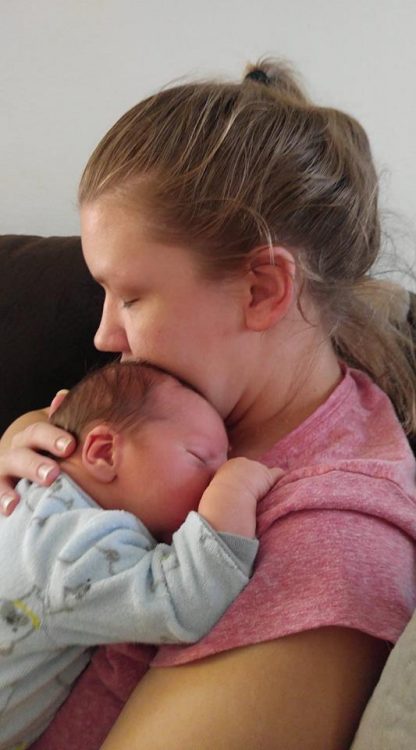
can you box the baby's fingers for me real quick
[254,465,285,498]
[267,466,285,484]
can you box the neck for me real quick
[58,452,100,503]
[226,327,342,459]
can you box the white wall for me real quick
[1,0,415,277]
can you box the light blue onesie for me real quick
[0,474,258,750]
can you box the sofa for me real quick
[1,233,415,450]
[0,234,113,436]
[1,233,416,748]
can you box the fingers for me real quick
[0,493,19,516]
[0,422,76,516]
[253,463,284,499]
[267,466,285,484]
[11,421,75,457]
[209,458,284,501]
[0,446,62,515]
[0,445,58,487]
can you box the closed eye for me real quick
[122,298,139,309]
[187,450,206,464]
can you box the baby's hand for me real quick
[197,458,283,538]
[209,458,283,503]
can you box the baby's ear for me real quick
[81,424,119,482]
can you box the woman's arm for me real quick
[101,627,387,750]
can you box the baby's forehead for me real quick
[148,377,227,437]
[153,375,207,412]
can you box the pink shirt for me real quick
[32,367,416,749]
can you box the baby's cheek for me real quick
[165,464,210,528]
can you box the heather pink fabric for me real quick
[31,367,416,749]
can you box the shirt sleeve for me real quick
[24,498,258,647]
[153,505,416,666]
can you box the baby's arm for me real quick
[20,465,280,647]
[198,457,283,537]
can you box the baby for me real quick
[0,361,279,750]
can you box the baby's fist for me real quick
[212,458,283,502]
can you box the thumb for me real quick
[267,466,285,485]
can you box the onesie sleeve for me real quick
[24,495,258,647]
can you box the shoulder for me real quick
[258,462,416,534]
[155,491,416,667]
[262,365,415,491]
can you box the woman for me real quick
[1,60,415,749]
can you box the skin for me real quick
[59,376,280,541]
[101,628,388,750]
[64,377,231,540]
[0,198,388,748]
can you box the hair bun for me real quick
[244,58,309,105]
[244,69,271,86]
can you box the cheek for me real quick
[124,316,165,358]
[128,319,196,370]
[155,459,210,522]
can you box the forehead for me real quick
[152,379,225,438]
[155,377,213,417]
[80,200,201,288]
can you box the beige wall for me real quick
[1,0,415,280]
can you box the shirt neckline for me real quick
[260,363,355,463]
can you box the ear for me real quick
[81,424,121,483]
[244,247,296,332]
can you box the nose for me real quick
[94,296,130,354]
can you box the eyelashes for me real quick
[122,298,139,309]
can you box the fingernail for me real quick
[37,464,56,482]
[0,494,15,514]
[55,437,72,453]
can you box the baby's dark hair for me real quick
[50,361,173,441]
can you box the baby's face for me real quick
[117,379,229,540]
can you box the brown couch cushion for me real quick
[0,235,113,435]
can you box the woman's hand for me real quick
[0,404,75,515]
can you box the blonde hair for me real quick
[79,58,416,434]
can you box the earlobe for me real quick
[245,247,296,332]
[82,425,120,483]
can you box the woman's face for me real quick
[81,199,250,417]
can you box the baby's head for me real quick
[50,362,228,540]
